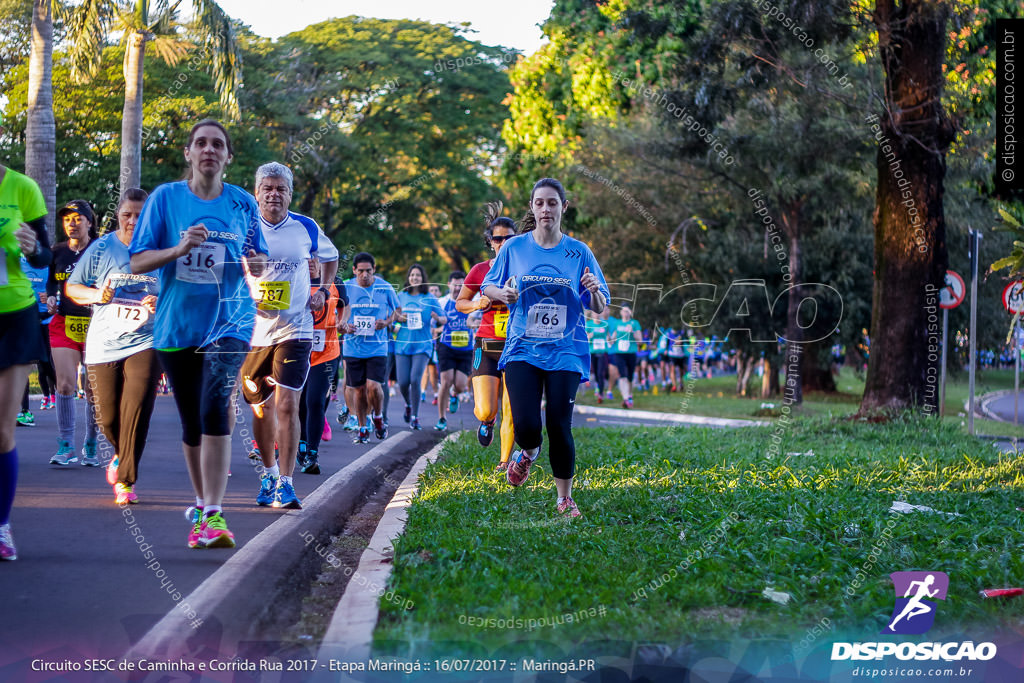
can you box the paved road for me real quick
[0,388,476,668]
[1,381,676,673]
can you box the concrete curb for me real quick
[973,390,1020,423]
[123,431,417,662]
[314,433,460,674]
[573,404,768,428]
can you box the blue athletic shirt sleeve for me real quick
[492,233,609,378]
[128,181,261,349]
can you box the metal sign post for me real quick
[938,270,965,417]
[968,230,981,436]
[1002,282,1024,441]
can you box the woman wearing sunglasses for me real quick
[456,202,517,471]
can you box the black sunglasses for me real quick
[490,235,513,243]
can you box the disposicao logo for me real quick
[883,571,948,635]
[831,571,997,663]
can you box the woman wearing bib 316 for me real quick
[130,119,268,549]
[482,178,609,518]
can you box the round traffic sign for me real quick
[1003,281,1024,314]
[939,270,965,309]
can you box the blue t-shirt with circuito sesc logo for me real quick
[482,231,610,379]
[129,181,266,350]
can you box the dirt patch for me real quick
[272,461,415,649]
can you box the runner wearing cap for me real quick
[0,157,52,561]
[338,252,399,444]
[47,199,101,465]
[482,177,609,518]
[243,162,338,510]
[457,202,516,470]
[129,118,268,549]
[66,188,160,505]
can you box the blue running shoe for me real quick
[272,479,302,509]
[434,417,447,431]
[343,414,359,432]
[50,439,77,465]
[81,439,99,466]
[449,394,459,414]
[256,474,278,506]
[353,426,370,444]
[477,420,495,446]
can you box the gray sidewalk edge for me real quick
[573,404,768,427]
[314,433,460,673]
[122,430,415,662]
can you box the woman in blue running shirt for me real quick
[130,119,267,550]
[395,264,444,430]
[482,178,609,518]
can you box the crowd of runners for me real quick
[0,116,623,560]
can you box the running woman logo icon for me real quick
[882,571,949,635]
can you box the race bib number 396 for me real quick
[525,303,567,339]
[354,315,375,336]
[175,242,226,284]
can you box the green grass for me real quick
[577,367,1024,438]
[374,420,1024,657]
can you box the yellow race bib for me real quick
[258,281,290,311]
[450,330,470,348]
[65,316,90,343]
[493,311,509,338]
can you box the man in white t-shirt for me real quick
[242,162,338,509]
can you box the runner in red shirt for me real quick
[457,202,516,471]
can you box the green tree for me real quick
[63,0,243,195]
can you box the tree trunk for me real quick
[761,354,781,398]
[782,202,803,404]
[26,0,55,239]
[801,339,838,393]
[736,352,755,396]
[120,31,148,196]
[859,0,955,415]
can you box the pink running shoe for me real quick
[106,455,119,486]
[186,506,203,549]
[0,523,16,561]
[506,450,534,487]
[114,483,138,505]
[557,497,582,518]
[322,416,332,442]
[198,511,236,548]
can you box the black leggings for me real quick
[88,349,160,486]
[37,323,56,396]
[300,357,338,452]
[503,360,580,480]
[158,338,248,447]
[590,354,608,394]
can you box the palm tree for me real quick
[65,0,242,195]
[26,0,56,238]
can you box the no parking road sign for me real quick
[939,270,965,310]
[1003,281,1024,314]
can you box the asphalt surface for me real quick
[1,382,671,674]
[0,388,469,671]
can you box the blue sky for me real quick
[213,0,555,54]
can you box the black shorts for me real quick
[437,343,473,376]
[158,338,249,447]
[0,304,46,371]
[241,340,312,405]
[471,337,506,379]
[345,356,388,388]
[611,353,638,379]
[668,354,689,368]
